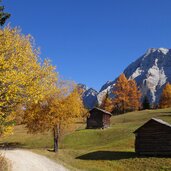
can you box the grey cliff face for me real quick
[124,48,171,104]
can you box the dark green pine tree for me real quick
[0,1,10,26]
[142,96,150,109]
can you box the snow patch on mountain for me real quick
[78,84,98,109]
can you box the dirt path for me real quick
[1,149,68,171]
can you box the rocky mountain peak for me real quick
[78,83,98,109]
[80,48,171,109]
[98,48,171,106]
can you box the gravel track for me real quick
[1,149,68,171]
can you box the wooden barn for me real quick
[86,107,112,129]
[134,118,171,155]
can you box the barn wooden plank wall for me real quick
[87,108,111,129]
[134,118,171,155]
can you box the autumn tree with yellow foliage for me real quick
[159,83,171,108]
[0,27,57,136]
[24,83,85,152]
[112,73,141,114]
[100,92,113,112]
[128,79,141,111]
[0,26,84,152]
[112,74,130,113]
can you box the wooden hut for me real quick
[134,118,171,155]
[86,107,112,129]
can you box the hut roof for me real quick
[90,107,112,116]
[134,118,171,133]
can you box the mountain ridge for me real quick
[80,47,171,109]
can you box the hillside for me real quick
[1,108,171,171]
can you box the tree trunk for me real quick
[122,100,125,113]
[53,124,60,153]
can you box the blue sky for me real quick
[3,0,171,91]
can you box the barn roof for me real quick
[134,118,171,133]
[90,107,112,116]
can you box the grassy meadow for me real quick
[1,108,171,171]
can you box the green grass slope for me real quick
[1,108,171,171]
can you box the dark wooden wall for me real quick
[87,109,111,129]
[102,114,110,128]
[87,110,103,128]
[135,120,171,155]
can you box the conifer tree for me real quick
[100,91,113,112]
[0,1,10,26]
[142,96,150,109]
[159,83,171,108]
[113,73,129,113]
[128,79,141,111]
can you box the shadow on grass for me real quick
[0,142,24,150]
[76,151,137,160]
[158,113,171,117]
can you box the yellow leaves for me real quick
[128,79,141,111]
[112,73,141,113]
[113,73,130,113]
[0,26,58,136]
[1,126,13,137]
[0,112,14,136]
[159,83,171,108]
[24,84,85,135]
